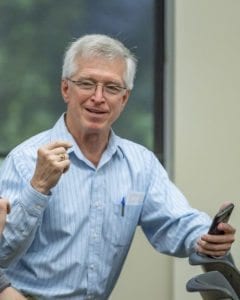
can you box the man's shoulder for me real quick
[116,135,149,150]
[116,136,154,159]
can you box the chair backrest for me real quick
[189,253,240,297]
[186,270,239,300]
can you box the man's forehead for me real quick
[74,56,126,81]
[75,55,125,66]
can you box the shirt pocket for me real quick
[103,192,144,247]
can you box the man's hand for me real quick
[0,287,27,299]
[196,202,236,257]
[0,198,10,235]
[30,141,72,195]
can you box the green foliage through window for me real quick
[0,0,154,154]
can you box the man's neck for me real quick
[64,114,110,166]
[76,132,110,166]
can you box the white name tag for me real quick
[126,192,144,205]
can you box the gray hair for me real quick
[62,34,137,90]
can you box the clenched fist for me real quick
[30,141,72,195]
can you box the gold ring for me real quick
[59,153,65,161]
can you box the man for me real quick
[0,34,235,299]
[0,198,26,299]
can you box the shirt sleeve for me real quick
[140,153,211,257]
[0,151,49,268]
[0,270,11,292]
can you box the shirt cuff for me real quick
[19,183,50,215]
[0,270,11,292]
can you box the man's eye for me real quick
[80,81,95,89]
[106,85,121,94]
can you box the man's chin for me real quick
[84,124,108,134]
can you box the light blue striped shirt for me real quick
[0,114,211,299]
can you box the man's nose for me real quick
[92,83,105,101]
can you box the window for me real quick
[0,0,155,158]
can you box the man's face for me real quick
[61,56,130,138]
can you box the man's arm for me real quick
[0,198,27,299]
[140,153,236,257]
[0,141,71,267]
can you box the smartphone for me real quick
[208,203,234,235]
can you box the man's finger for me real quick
[46,141,72,151]
[218,222,236,234]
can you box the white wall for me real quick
[173,1,240,299]
[111,229,172,299]
[112,1,240,299]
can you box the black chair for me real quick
[186,253,240,299]
[186,270,238,300]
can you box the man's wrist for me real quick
[30,179,50,195]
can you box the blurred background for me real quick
[0,0,155,157]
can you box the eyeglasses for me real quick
[67,78,127,98]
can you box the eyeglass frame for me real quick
[66,77,128,98]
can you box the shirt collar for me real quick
[108,131,125,160]
[49,114,125,163]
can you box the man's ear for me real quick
[120,90,130,111]
[61,79,70,103]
